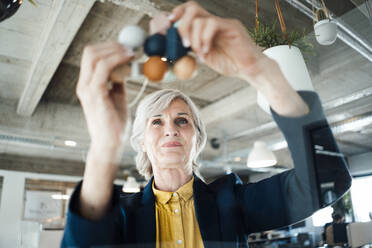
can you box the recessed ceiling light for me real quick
[64,140,77,147]
[51,194,70,200]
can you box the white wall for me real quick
[0,170,82,248]
[348,152,372,176]
[0,172,26,247]
[0,169,125,247]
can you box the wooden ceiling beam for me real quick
[16,0,95,116]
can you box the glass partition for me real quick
[0,176,3,207]
[22,179,76,229]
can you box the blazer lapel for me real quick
[131,176,223,248]
[193,176,222,248]
[135,177,156,248]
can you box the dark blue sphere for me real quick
[165,27,190,63]
[144,33,166,57]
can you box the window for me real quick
[312,206,333,227]
[350,175,372,222]
[22,178,77,228]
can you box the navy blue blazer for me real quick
[61,92,352,248]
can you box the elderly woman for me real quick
[62,2,351,248]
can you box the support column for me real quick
[0,173,25,247]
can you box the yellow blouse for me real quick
[152,177,204,248]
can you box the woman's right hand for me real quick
[76,42,134,160]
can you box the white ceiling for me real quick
[0,0,371,181]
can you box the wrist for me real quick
[239,55,279,90]
[88,142,122,166]
[240,57,309,117]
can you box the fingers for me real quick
[149,13,171,35]
[77,42,133,100]
[170,2,188,22]
[171,1,210,47]
[190,17,205,54]
[79,42,127,86]
[92,52,132,89]
[191,17,221,56]
[177,5,201,47]
[109,83,128,121]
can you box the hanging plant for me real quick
[332,191,354,221]
[248,19,314,56]
[316,8,328,21]
[0,0,36,23]
[248,0,313,56]
[312,0,337,45]
[251,0,315,114]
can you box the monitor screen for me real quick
[309,122,352,207]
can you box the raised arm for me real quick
[234,90,351,233]
[61,42,133,247]
[170,1,351,233]
[170,1,309,117]
[76,42,133,220]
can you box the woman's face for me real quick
[142,98,197,172]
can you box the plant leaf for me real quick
[28,0,37,6]
[248,18,314,56]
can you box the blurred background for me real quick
[0,0,371,247]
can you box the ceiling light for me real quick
[225,167,233,174]
[122,177,140,193]
[51,194,70,200]
[64,140,77,147]
[247,141,277,168]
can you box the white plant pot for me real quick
[314,19,337,45]
[257,45,314,114]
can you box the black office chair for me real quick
[333,223,348,244]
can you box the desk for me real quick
[248,236,293,248]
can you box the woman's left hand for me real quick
[170,1,272,85]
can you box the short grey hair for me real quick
[130,89,207,180]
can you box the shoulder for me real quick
[205,170,296,194]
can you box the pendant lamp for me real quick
[122,177,140,193]
[247,141,277,168]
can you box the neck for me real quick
[152,166,193,192]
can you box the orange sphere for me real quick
[173,55,197,80]
[143,56,168,82]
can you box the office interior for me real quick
[0,0,372,247]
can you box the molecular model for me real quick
[117,23,197,82]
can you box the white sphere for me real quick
[118,25,146,49]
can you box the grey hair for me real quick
[130,89,207,180]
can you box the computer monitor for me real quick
[309,121,352,207]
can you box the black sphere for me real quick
[144,33,166,57]
[0,0,21,22]
[165,26,190,63]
